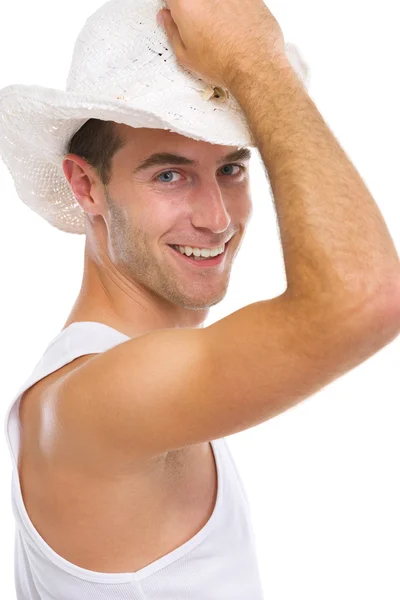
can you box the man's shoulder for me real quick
[20,354,98,412]
[19,353,99,459]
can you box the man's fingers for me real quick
[157,9,186,57]
[156,9,166,28]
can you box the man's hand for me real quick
[157,0,287,89]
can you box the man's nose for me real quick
[190,181,231,233]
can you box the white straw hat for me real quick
[0,0,310,235]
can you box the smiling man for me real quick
[62,123,252,334]
[2,0,400,599]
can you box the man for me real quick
[2,0,400,598]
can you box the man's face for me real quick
[95,124,252,310]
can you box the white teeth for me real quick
[173,244,225,258]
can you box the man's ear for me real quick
[62,154,101,217]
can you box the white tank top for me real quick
[3,321,265,599]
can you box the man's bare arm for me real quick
[226,56,400,314]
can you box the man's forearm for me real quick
[228,56,400,310]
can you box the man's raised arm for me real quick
[227,54,400,314]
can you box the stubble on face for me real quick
[103,186,230,311]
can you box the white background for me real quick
[0,0,399,598]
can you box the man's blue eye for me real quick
[158,171,179,183]
[220,164,239,175]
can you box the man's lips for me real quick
[167,238,231,266]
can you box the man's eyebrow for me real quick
[132,147,252,174]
